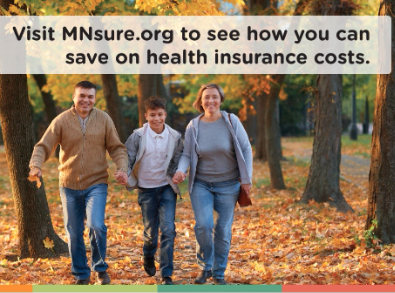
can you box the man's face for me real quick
[145,108,167,134]
[73,87,96,117]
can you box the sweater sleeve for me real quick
[29,118,61,169]
[105,115,128,173]
[169,136,184,176]
[125,132,139,176]
[232,114,253,183]
[177,121,193,174]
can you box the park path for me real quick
[282,140,371,186]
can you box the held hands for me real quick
[114,170,128,185]
[241,184,252,195]
[173,171,186,184]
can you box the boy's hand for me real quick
[115,170,128,185]
[173,171,186,184]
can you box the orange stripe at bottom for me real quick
[283,285,395,292]
[0,285,32,292]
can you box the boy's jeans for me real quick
[59,183,108,280]
[138,184,177,278]
[190,178,240,279]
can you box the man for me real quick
[29,81,128,285]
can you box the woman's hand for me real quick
[241,184,252,195]
[173,171,186,184]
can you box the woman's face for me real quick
[201,88,221,115]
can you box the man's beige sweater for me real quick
[29,107,128,190]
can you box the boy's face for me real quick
[145,108,167,134]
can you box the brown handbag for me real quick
[228,113,252,207]
[238,185,252,207]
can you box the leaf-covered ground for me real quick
[1,135,394,285]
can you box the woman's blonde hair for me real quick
[193,83,225,113]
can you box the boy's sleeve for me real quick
[177,121,193,174]
[168,136,184,177]
[125,132,139,176]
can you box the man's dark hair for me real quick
[145,96,166,112]
[74,81,97,93]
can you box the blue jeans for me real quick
[190,178,240,279]
[138,184,177,277]
[59,183,108,280]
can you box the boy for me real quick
[125,96,183,285]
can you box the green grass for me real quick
[282,136,314,143]
[255,178,270,189]
[341,134,372,147]
[285,156,310,167]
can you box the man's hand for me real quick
[114,170,128,185]
[29,167,42,177]
[173,171,186,184]
[28,167,42,188]
[241,184,252,195]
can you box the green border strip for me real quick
[33,285,157,292]
[158,285,282,292]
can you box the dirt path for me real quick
[282,140,370,185]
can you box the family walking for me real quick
[29,81,253,285]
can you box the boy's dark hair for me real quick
[145,96,166,112]
[74,81,97,93]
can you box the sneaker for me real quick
[143,256,156,276]
[75,277,90,285]
[96,271,111,285]
[213,278,227,285]
[162,277,174,285]
[194,270,212,284]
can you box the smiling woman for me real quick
[173,83,253,285]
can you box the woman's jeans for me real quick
[59,183,108,280]
[190,178,240,279]
[138,184,177,277]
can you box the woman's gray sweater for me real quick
[177,111,253,194]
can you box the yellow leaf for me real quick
[27,174,41,188]
[43,237,54,249]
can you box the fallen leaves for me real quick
[43,237,54,249]
[0,140,392,285]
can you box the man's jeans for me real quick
[190,178,240,279]
[59,183,108,280]
[138,184,177,277]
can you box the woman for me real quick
[173,83,252,285]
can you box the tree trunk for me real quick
[365,0,395,243]
[101,74,127,142]
[32,74,57,123]
[255,93,267,161]
[138,74,158,127]
[265,75,285,189]
[300,75,353,213]
[0,75,68,258]
[32,74,61,158]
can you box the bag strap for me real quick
[228,113,233,128]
